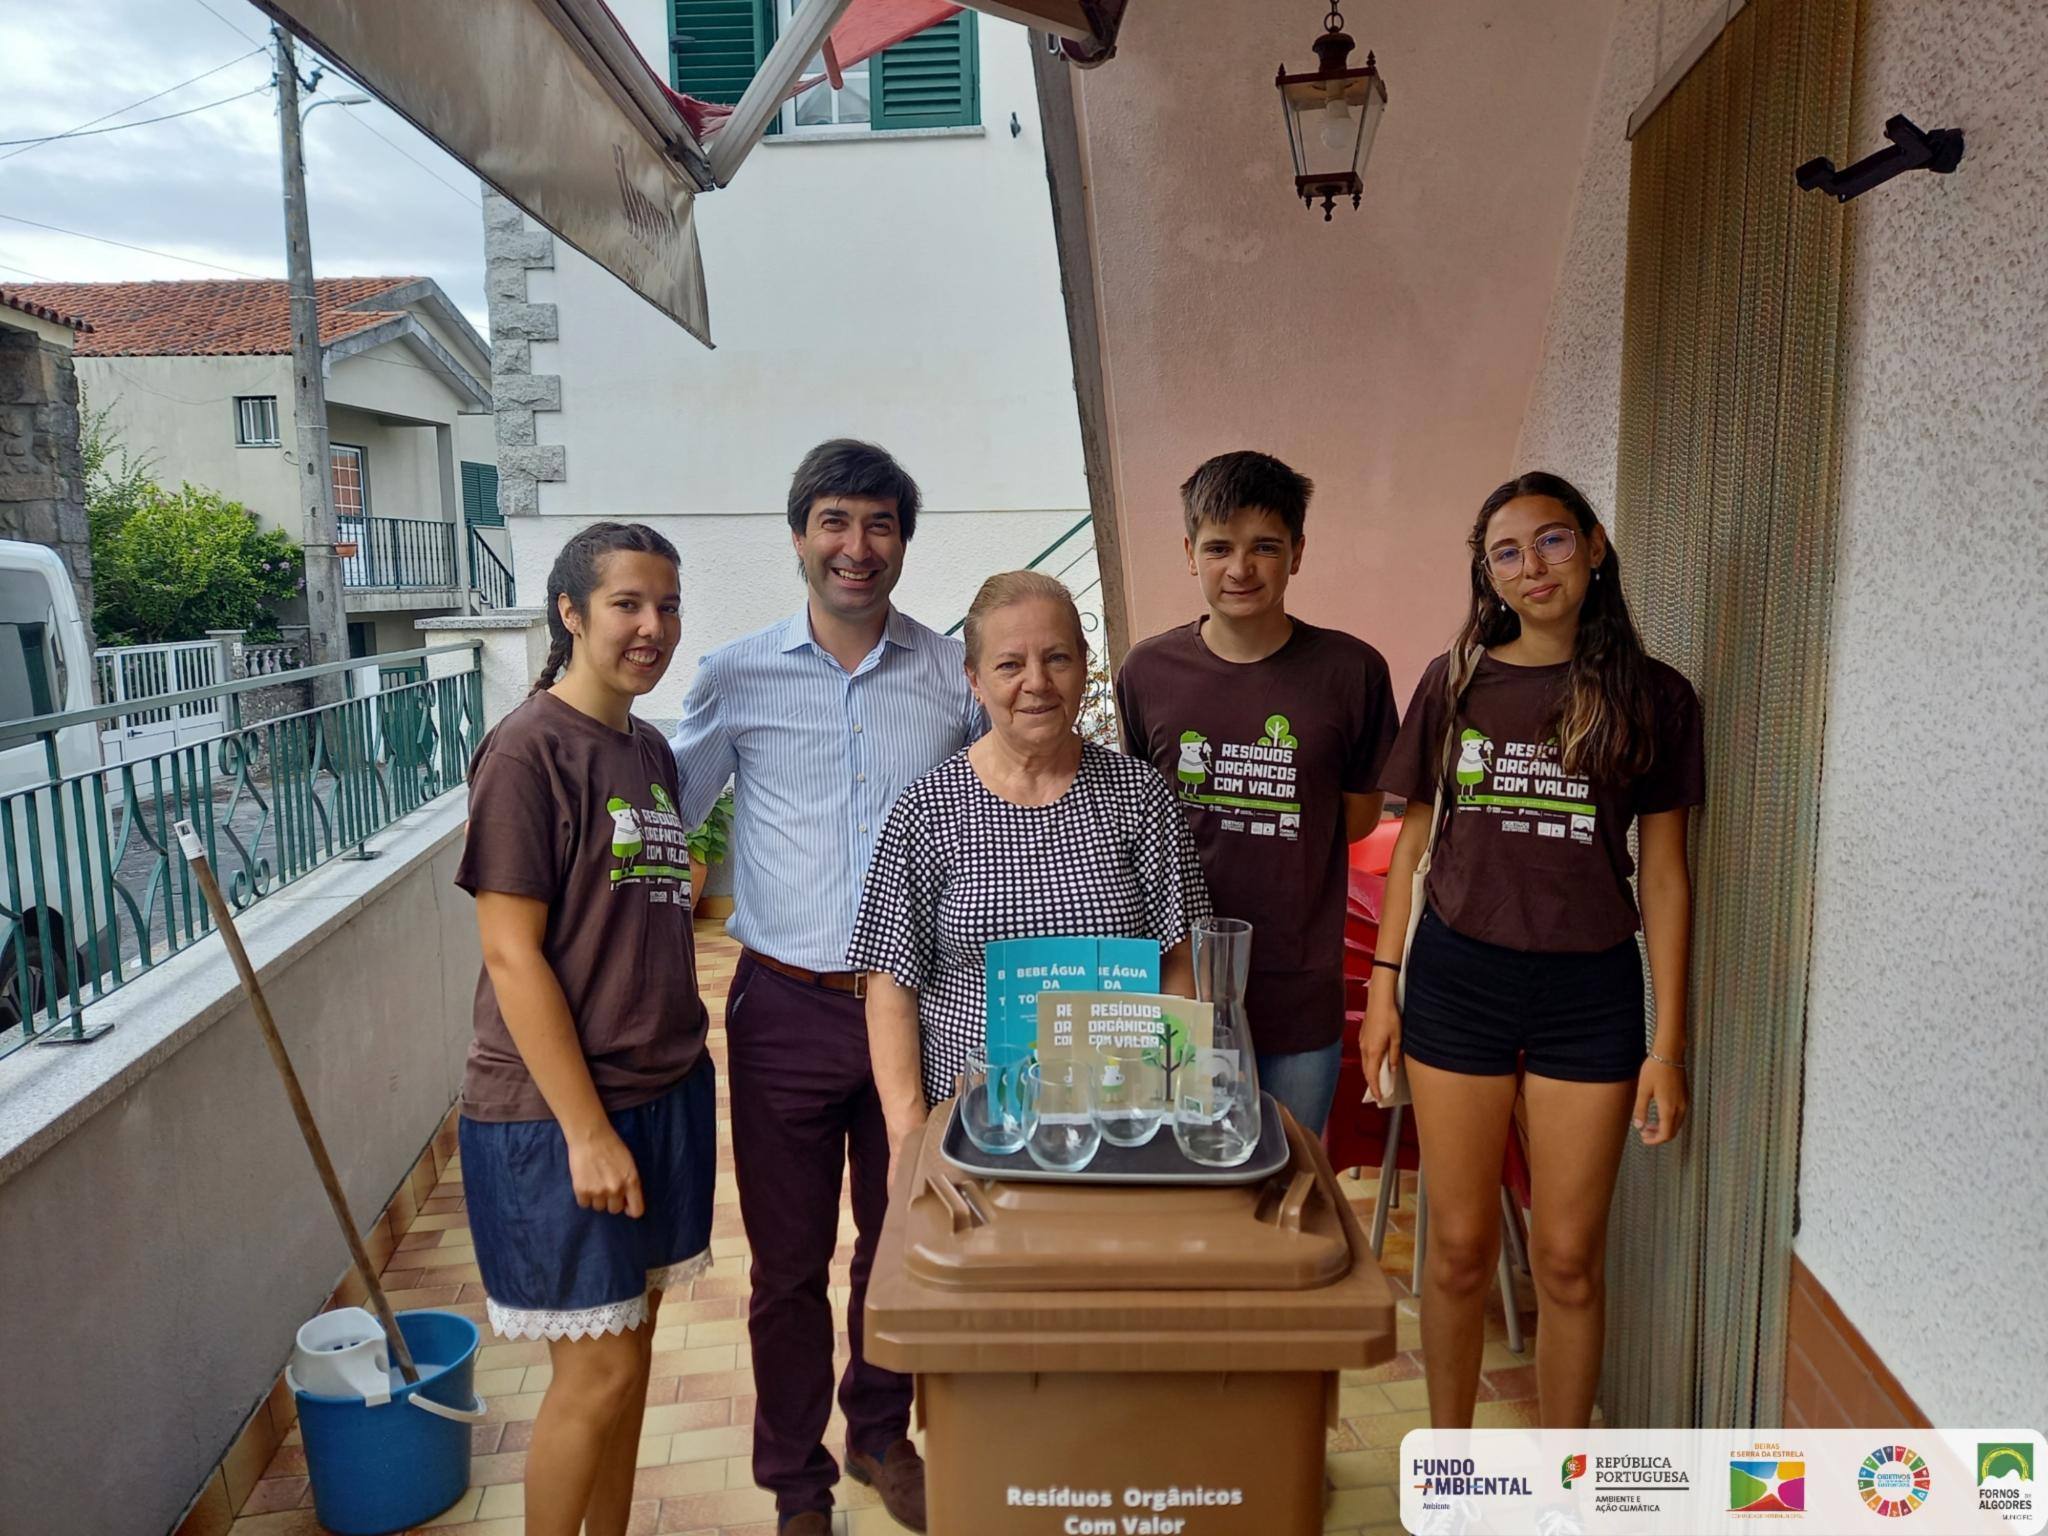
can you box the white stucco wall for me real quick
[79,354,299,534]
[503,5,1090,697]
[1513,0,2048,1420]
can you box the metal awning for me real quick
[253,0,1130,348]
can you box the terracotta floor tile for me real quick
[632,1457,730,1500]
[653,1486,779,1529]
[498,1420,535,1454]
[238,1478,308,1516]
[640,1398,733,1437]
[224,1508,326,1535]
[467,1450,528,1486]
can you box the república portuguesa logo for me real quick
[1980,1443,2037,1525]
[1558,1452,1692,1518]
[1858,1444,1931,1518]
[1731,1449,1806,1515]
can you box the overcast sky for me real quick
[0,0,493,332]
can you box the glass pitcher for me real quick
[1173,916,1263,1167]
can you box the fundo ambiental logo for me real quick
[1731,1449,1807,1515]
[1858,1444,1932,1519]
[1979,1443,2037,1524]
[1411,1456,1534,1510]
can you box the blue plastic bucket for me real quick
[293,1310,485,1535]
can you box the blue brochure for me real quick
[983,936,1160,1062]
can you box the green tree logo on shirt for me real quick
[1261,713,1298,748]
[649,783,676,815]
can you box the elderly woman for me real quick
[847,570,1211,1166]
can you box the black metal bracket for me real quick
[1796,114,1964,203]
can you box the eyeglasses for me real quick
[1483,527,1578,580]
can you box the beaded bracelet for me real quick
[1647,1048,1685,1069]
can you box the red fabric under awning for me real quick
[665,0,963,139]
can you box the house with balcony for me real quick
[6,278,515,655]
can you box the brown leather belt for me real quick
[745,949,867,998]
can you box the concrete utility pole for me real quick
[274,26,347,702]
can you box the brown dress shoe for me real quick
[846,1438,928,1531]
[778,1513,831,1536]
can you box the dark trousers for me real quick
[726,951,911,1516]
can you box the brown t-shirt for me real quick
[1115,618,1399,1053]
[454,690,708,1122]
[1381,651,1705,953]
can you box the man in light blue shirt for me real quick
[671,440,979,1536]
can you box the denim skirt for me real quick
[458,1057,715,1341]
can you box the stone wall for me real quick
[0,328,92,641]
[482,191,564,519]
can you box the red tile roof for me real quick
[1,278,423,357]
[0,289,93,332]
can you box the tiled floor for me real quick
[228,921,1538,1536]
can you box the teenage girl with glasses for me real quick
[1363,471,1704,1429]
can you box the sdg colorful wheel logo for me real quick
[1859,1444,1932,1517]
[1731,1457,1806,1513]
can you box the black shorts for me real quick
[1401,906,1645,1083]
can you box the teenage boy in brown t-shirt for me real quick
[1116,451,1398,1135]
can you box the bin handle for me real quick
[923,1171,984,1234]
[409,1390,488,1425]
[1272,1170,1318,1233]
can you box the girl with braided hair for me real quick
[454,521,715,1536]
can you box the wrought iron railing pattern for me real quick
[0,645,484,1056]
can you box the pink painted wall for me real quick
[1072,0,1621,697]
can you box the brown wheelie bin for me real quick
[866,1105,1397,1536]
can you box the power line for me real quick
[0,250,56,282]
[331,110,482,210]
[0,211,268,279]
[188,0,264,48]
[0,48,265,162]
[0,86,269,150]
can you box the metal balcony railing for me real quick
[0,645,485,1055]
[339,516,458,591]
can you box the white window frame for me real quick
[234,395,280,448]
[776,0,872,134]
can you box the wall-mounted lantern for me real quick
[1277,8,1387,221]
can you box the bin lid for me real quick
[866,1109,1398,1375]
[900,1102,1352,1293]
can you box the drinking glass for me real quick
[1173,917,1263,1168]
[1091,1050,1168,1148]
[1025,1057,1101,1173]
[957,1054,1040,1155]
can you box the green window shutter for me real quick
[871,12,979,131]
[670,0,774,106]
[461,461,503,528]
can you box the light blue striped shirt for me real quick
[670,606,985,973]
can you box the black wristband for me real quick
[1371,959,1402,975]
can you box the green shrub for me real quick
[92,483,304,644]
[684,787,736,866]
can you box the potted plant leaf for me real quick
[683,787,735,917]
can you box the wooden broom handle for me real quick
[174,821,420,1384]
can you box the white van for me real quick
[0,541,104,1033]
